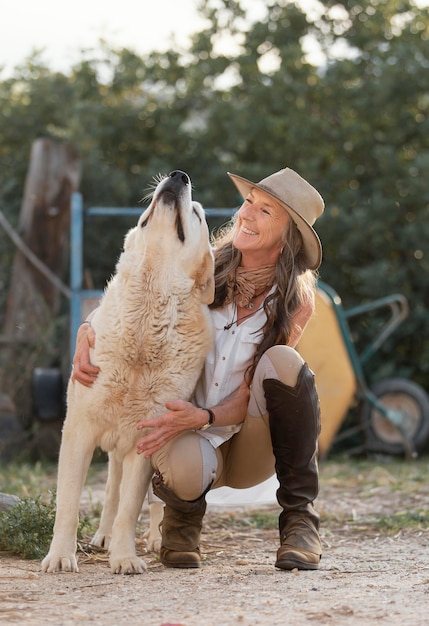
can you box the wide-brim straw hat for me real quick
[228,167,324,270]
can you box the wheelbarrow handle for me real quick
[344,294,409,365]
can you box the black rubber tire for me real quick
[361,378,429,456]
[32,367,65,422]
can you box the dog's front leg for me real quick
[108,451,153,574]
[42,421,95,573]
[91,450,122,549]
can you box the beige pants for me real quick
[151,345,305,501]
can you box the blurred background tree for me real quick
[0,0,428,396]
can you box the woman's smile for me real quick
[240,225,258,236]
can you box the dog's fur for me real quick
[42,171,214,574]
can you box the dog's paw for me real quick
[91,530,111,550]
[110,555,147,575]
[41,553,79,573]
[144,531,162,553]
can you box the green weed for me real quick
[0,490,98,560]
[375,510,429,533]
[231,511,278,530]
[0,461,57,498]
[0,492,56,559]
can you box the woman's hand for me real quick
[71,323,100,387]
[136,400,207,457]
[136,379,250,458]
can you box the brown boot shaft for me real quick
[263,363,320,514]
[152,472,207,568]
[263,363,322,570]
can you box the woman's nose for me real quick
[238,202,253,219]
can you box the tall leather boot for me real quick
[263,362,322,571]
[152,472,207,569]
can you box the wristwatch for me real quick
[199,408,216,431]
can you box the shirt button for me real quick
[222,356,226,360]
[215,382,219,386]
[231,330,235,335]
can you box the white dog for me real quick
[42,170,214,574]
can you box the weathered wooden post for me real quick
[1,138,81,423]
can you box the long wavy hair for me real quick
[210,214,317,381]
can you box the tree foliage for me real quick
[0,0,428,390]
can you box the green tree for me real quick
[311,0,429,382]
[0,0,428,404]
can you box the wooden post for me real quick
[1,138,81,419]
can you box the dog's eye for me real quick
[193,207,202,223]
[140,218,149,228]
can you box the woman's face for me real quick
[233,188,291,267]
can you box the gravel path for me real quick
[1,461,428,625]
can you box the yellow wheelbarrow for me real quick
[297,281,429,459]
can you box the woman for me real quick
[73,166,325,571]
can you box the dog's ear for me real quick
[195,250,215,304]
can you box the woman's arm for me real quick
[71,310,100,386]
[136,379,250,458]
[288,291,315,348]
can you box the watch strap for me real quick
[199,408,215,430]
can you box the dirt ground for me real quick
[1,460,428,626]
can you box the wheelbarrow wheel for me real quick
[361,378,429,456]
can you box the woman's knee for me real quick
[249,346,305,417]
[263,345,305,387]
[151,432,218,501]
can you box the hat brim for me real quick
[228,172,323,270]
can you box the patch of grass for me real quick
[230,511,278,530]
[245,511,278,529]
[0,461,57,499]
[320,456,429,493]
[0,491,97,560]
[341,510,429,537]
[375,510,429,534]
[1,457,428,556]
[0,460,107,499]
[0,461,103,560]
[0,493,57,559]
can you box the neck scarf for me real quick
[225,264,276,308]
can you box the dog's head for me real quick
[125,170,214,304]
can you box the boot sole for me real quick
[275,557,320,571]
[161,559,201,569]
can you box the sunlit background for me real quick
[2,0,225,75]
[3,0,429,78]
[1,0,428,461]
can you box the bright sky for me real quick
[2,0,427,77]
[0,0,208,76]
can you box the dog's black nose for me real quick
[168,170,190,186]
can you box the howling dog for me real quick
[42,170,214,574]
